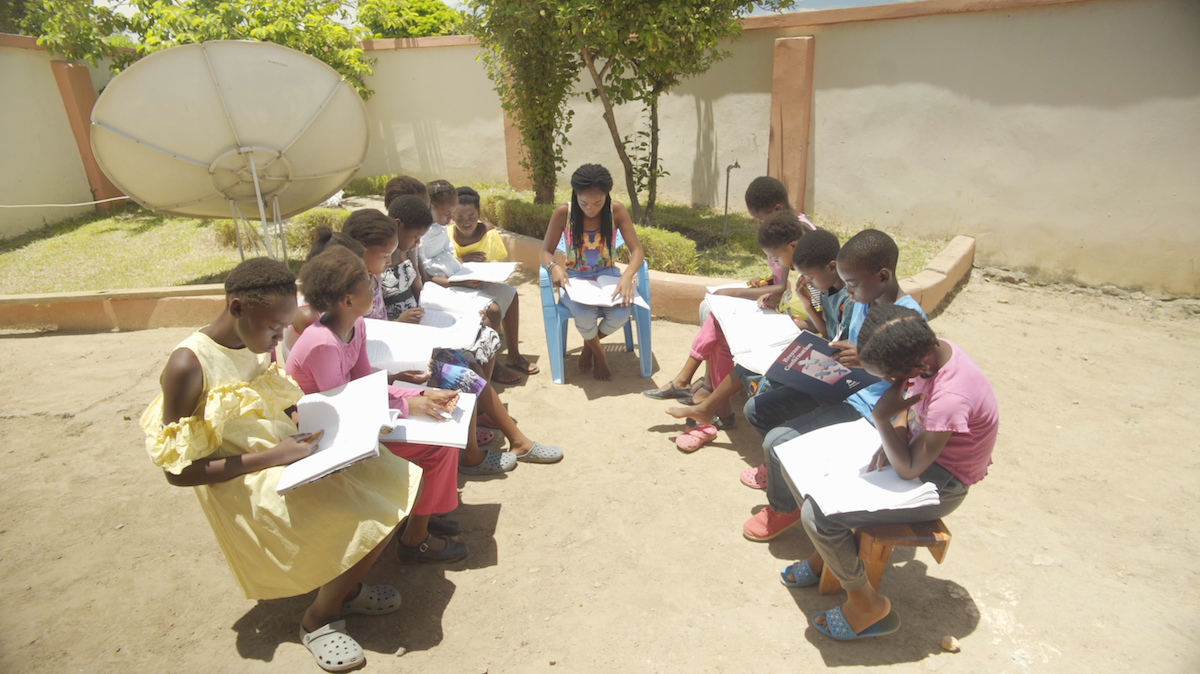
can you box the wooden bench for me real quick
[818,519,952,594]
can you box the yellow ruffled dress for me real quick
[141,332,421,600]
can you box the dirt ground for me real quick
[1,271,1197,674]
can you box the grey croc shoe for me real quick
[516,442,564,464]
[458,449,518,475]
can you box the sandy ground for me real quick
[1,271,1198,674]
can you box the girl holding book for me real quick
[285,245,470,565]
[141,257,420,672]
[780,303,998,641]
[540,163,645,381]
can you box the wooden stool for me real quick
[818,519,952,594]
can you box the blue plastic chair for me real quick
[538,231,652,384]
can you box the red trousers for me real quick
[691,315,734,388]
[381,441,459,516]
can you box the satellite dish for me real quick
[90,40,370,260]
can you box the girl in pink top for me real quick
[780,303,998,642]
[286,245,468,565]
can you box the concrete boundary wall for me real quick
[0,235,974,331]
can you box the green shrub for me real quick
[210,208,350,258]
[485,196,556,239]
[618,225,697,275]
[343,175,394,197]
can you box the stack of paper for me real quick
[449,261,519,284]
[277,370,390,494]
[561,275,650,310]
[774,418,941,515]
[379,385,477,449]
[704,293,800,374]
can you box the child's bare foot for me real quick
[665,403,711,427]
[786,552,825,584]
[577,344,594,373]
[814,589,892,635]
[592,349,612,381]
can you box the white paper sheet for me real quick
[448,261,519,283]
[379,389,477,449]
[774,418,940,515]
[706,281,747,293]
[277,370,389,494]
[363,319,435,374]
[561,276,650,310]
[705,293,799,358]
[420,282,494,315]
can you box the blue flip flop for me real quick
[812,606,901,641]
[780,560,819,588]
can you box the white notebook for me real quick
[448,261,519,283]
[561,276,650,310]
[704,293,800,374]
[276,370,389,494]
[363,318,435,374]
[774,418,940,515]
[421,282,493,315]
[379,388,477,449]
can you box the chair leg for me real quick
[543,307,567,385]
[857,530,893,592]
[623,319,634,352]
[818,565,842,595]
[634,306,652,378]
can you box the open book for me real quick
[420,282,493,315]
[704,293,800,374]
[774,418,940,515]
[277,370,389,494]
[448,261,519,284]
[379,384,477,449]
[561,275,650,310]
[765,331,881,403]
[363,318,434,375]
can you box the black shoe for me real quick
[429,517,461,536]
[397,535,468,564]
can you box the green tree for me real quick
[466,1,579,204]
[360,0,464,39]
[562,0,793,223]
[0,0,34,35]
[30,0,376,99]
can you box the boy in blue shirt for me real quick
[743,229,926,542]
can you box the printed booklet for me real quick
[765,331,881,403]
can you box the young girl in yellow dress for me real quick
[140,257,421,672]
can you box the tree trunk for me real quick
[644,94,660,225]
[530,123,555,204]
[579,46,642,221]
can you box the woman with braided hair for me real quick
[540,164,645,381]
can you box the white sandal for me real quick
[300,620,363,672]
[341,583,401,616]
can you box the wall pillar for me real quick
[49,61,123,210]
[502,108,533,191]
[767,36,815,212]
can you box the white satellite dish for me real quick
[90,40,370,261]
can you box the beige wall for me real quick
[360,43,510,187]
[0,45,97,237]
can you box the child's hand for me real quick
[872,378,922,425]
[795,281,814,306]
[397,307,424,324]
[463,252,488,263]
[551,265,571,288]
[866,446,890,472]
[411,390,458,421]
[275,430,324,465]
[757,293,780,310]
[391,369,431,385]
[828,340,861,368]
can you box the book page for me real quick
[705,293,799,356]
[363,319,435,374]
[379,390,478,449]
[277,370,388,494]
[706,281,747,293]
[561,276,650,310]
[449,261,519,283]
[773,418,939,514]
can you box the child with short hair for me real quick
[286,246,468,564]
[742,229,927,542]
[661,211,814,451]
[782,303,998,641]
[141,257,420,672]
[451,190,508,263]
[421,180,537,380]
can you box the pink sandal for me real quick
[476,428,494,445]
[675,425,718,453]
[740,464,767,490]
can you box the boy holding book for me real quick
[743,229,926,542]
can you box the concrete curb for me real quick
[0,234,974,332]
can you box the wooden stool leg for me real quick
[818,564,841,595]
[857,530,894,592]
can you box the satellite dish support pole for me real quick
[245,151,276,260]
[229,200,245,261]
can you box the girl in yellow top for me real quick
[140,257,420,672]
[451,187,508,262]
